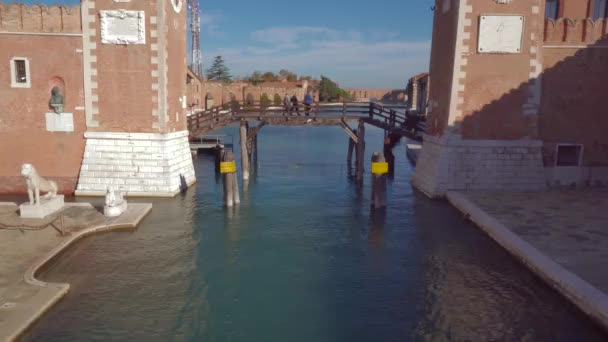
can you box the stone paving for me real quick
[0,202,152,341]
[448,189,608,330]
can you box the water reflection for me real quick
[22,125,606,342]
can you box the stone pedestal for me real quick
[104,201,128,217]
[45,113,74,132]
[412,134,546,197]
[75,131,196,197]
[20,195,65,219]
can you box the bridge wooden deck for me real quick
[187,102,425,141]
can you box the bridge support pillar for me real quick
[347,129,356,164]
[240,120,250,181]
[356,120,366,181]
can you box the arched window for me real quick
[545,0,559,19]
[593,0,608,19]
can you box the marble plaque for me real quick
[100,10,146,45]
[478,15,524,54]
[45,113,74,132]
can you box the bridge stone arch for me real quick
[205,92,214,109]
[245,93,254,106]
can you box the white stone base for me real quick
[75,131,196,197]
[104,201,128,217]
[412,134,546,197]
[20,195,65,219]
[45,113,74,132]
[545,166,608,188]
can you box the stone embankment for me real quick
[447,190,608,332]
[0,202,152,341]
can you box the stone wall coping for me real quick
[84,130,189,141]
[422,134,543,148]
[446,191,608,332]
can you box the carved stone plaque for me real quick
[100,10,146,45]
[478,15,524,54]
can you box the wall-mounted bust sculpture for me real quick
[49,86,64,114]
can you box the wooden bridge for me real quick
[187,101,426,182]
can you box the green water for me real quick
[24,124,605,341]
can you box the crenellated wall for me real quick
[0,3,81,33]
[544,18,608,45]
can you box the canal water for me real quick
[25,124,605,341]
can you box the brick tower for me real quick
[76,0,195,196]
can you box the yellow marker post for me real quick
[220,161,236,174]
[371,162,389,175]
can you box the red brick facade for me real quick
[414,0,608,196]
[0,1,193,195]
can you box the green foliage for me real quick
[206,56,232,82]
[260,93,271,109]
[247,71,263,85]
[318,76,350,102]
[273,94,282,106]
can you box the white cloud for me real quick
[200,11,223,37]
[204,26,431,88]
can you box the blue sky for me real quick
[35,0,435,88]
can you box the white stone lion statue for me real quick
[21,164,58,205]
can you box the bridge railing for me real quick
[187,101,425,137]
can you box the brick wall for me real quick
[0,33,85,194]
[0,3,81,33]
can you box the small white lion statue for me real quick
[21,164,58,205]
[104,186,128,217]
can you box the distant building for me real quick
[413,0,608,197]
[406,73,430,114]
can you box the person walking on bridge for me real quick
[290,94,300,116]
[283,94,291,116]
[303,91,313,116]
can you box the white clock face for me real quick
[171,0,183,13]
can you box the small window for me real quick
[594,0,608,19]
[556,144,583,166]
[545,0,559,19]
[10,57,31,88]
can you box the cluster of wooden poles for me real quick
[214,119,391,209]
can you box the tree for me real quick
[280,69,298,82]
[273,94,282,106]
[246,71,263,85]
[206,56,232,82]
[318,76,350,102]
[260,93,271,109]
[262,72,278,82]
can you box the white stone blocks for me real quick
[76,131,196,196]
[412,134,547,197]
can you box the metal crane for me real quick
[188,0,203,79]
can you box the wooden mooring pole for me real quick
[221,151,240,207]
[371,152,387,209]
[240,120,250,181]
[356,120,365,181]
[214,144,223,173]
[347,129,356,164]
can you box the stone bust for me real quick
[49,86,64,114]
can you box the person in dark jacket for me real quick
[290,94,300,116]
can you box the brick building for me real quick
[406,72,430,114]
[0,1,195,196]
[413,0,608,197]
